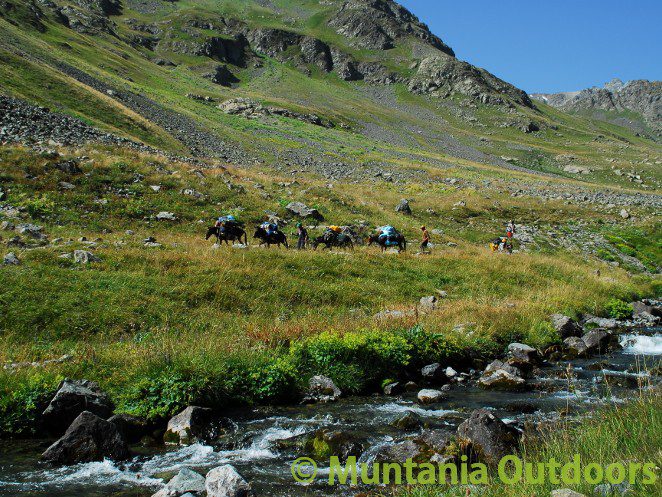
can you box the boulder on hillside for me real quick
[456,409,520,464]
[3,252,20,265]
[164,406,215,445]
[551,490,587,497]
[395,198,412,214]
[418,295,438,313]
[42,379,114,435]
[205,464,253,497]
[304,375,342,403]
[285,202,324,221]
[41,411,130,465]
[550,314,582,339]
[153,468,206,497]
[73,250,101,264]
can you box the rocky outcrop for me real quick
[42,379,114,435]
[328,0,454,55]
[532,79,661,139]
[218,98,331,127]
[456,409,520,464]
[41,411,130,465]
[409,55,534,107]
[285,202,324,221]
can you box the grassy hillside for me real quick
[0,0,660,437]
[0,142,658,433]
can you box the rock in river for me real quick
[153,468,206,497]
[456,409,520,465]
[41,411,130,465]
[304,375,342,403]
[206,464,254,497]
[551,314,582,339]
[165,406,215,445]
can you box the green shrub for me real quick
[605,298,633,320]
[117,367,208,421]
[0,373,60,436]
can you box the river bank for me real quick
[0,322,659,496]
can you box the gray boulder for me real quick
[418,295,438,313]
[395,198,412,214]
[632,301,661,318]
[153,468,206,497]
[164,406,215,445]
[551,314,582,339]
[383,382,403,396]
[41,411,130,465]
[304,375,341,403]
[285,201,324,221]
[156,211,177,221]
[594,482,632,496]
[3,252,20,265]
[507,343,538,368]
[205,465,253,497]
[73,250,100,264]
[421,363,446,384]
[564,336,589,357]
[550,491,586,497]
[581,329,612,351]
[390,411,423,430]
[417,388,445,405]
[42,379,113,434]
[374,439,424,464]
[16,223,47,241]
[479,360,526,391]
[456,409,520,464]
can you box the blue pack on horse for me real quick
[206,215,247,245]
[254,223,288,248]
[368,226,406,252]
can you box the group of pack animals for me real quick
[206,218,514,253]
[205,219,407,252]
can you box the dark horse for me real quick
[206,225,248,245]
[253,227,288,248]
[311,233,354,251]
[367,233,407,253]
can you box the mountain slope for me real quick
[0,0,660,190]
[531,79,661,141]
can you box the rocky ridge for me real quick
[531,79,661,139]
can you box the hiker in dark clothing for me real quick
[296,223,308,250]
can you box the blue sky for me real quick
[398,0,662,93]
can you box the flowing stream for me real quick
[1,330,660,497]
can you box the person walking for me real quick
[296,223,308,250]
[420,225,431,253]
